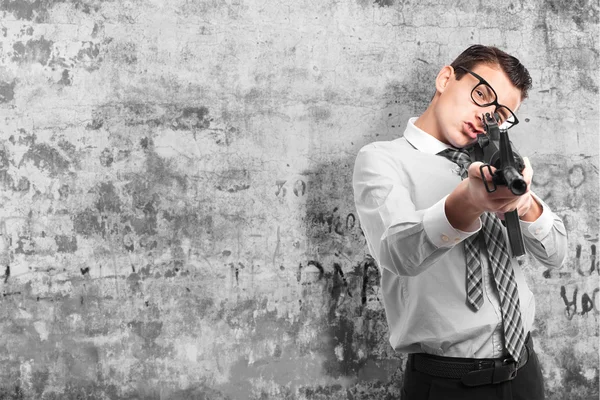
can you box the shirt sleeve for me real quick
[423,195,481,248]
[519,192,568,269]
[352,144,478,277]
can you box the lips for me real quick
[464,122,483,139]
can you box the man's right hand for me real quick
[465,161,527,214]
[445,161,529,232]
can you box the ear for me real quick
[435,65,454,94]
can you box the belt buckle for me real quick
[461,361,493,387]
[492,358,518,384]
[461,358,518,387]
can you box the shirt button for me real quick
[535,228,541,235]
[454,237,461,243]
[441,235,449,242]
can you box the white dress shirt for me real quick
[352,117,568,359]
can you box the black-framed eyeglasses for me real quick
[456,65,519,129]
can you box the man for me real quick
[352,45,567,399]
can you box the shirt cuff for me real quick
[423,195,482,248]
[520,192,553,240]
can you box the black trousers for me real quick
[401,337,545,400]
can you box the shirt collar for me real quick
[403,117,452,154]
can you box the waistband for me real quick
[408,333,533,387]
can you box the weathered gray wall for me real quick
[0,0,597,399]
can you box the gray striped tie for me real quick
[437,147,526,361]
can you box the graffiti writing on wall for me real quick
[275,179,307,198]
[573,244,598,277]
[298,256,380,308]
[309,207,362,237]
[560,285,599,319]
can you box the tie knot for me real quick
[437,148,471,165]
[437,148,472,178]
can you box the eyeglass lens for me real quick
[471,84,516,125]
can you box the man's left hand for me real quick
[495,157,542,222]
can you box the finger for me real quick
[489,185,521,201]
[522,157,533,185]
[498,199,521,213]
[468,162,496,182]
[516,193,533,216]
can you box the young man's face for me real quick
[434,63,522,148]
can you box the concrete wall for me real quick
[0,0,597,399]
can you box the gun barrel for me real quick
[503,166,527,196]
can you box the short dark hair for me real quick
[450,45,532,100]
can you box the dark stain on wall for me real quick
[88,104,228,151]
[299,385,344,398]
[86,109,104,130]
[578,70,599,93]
[210,125,238,146]
[119,102,157,126]
[0,0,101,22]
[76,41,103,72]
[13,176,29,191]
[374,0,395,7]
[58,69,71,86]
[0,80,16,103]
[15,235,34,255]
[173,106,211,130]
[12,36,53,65]
[95,182,121,213]
[110,41,137,65]
[99,148,114,167]
[545,0,599,27]
[556,345,599,397]
[162,209,205,238]
[21,143,70,176]
[130,197,158,236]
[215,168,251,192]
[73,210,104,237]
[0,0,45,21]
[40,382,120,400]
[55,235,77,253]
[58,138,76,156]
[58,184,69,199]
[32,368,49,398]
[0,172,12,190]
[0,146,10,171]
[309,105,332,123]
[91,21,103,38]
[73,182,123,238]
[323,316,363,378]
[166,385,231,400]
[127,320,163,342]
[123,226,134,253]
[120,42,136,65]
[169,241,185,269]
[0,386,24,399]
[126,271,140,291]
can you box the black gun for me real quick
[467,112,527,257]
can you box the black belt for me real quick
[409,333,532,387]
